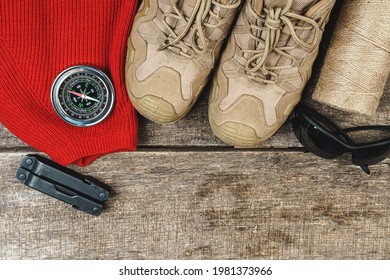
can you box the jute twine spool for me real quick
[312,0,390,116]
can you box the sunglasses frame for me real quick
[291,104,390,174]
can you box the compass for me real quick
[51,65,115,127]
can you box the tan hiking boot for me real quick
[209,0,336,146]
[125,0,242,123]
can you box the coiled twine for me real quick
[312,0,390,115]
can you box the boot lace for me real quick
[243,0,320,83]
[158,0,241,58]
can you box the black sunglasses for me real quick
[291,103,390,174]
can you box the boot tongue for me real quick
[252,0,264,15]
[249,0,318,76]
[264,0,318,13]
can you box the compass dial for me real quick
[51,66,115,127]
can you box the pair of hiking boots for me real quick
[125,0,336,146]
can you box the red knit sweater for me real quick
[0,0,138,166]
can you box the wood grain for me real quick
[1,151,389,259]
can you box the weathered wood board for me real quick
[1,151,389,259]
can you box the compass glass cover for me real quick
[51,66,115,127]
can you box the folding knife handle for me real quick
[16,168,103,216]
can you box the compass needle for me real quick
[84,95,100,103]
[67,90,83,97]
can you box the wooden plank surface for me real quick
[1,151,389,259]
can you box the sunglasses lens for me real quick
[352,143,390,166]
[292,110,346,159]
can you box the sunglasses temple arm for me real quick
[360,165,371,175]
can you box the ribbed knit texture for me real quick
[0,0,138,166]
